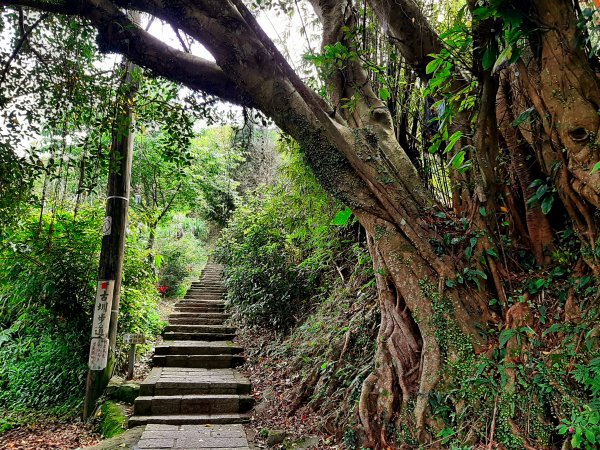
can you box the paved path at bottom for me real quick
[136,424,249,450]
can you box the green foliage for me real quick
[156,215,208,298]
[527,179,556,215]
[0,326,88,409]
[216,146,350,329]
[99,401,127,438]
[557,358,600,449]
[0,206,167,411]
[117,227,164,348]
[422,305,600,450]
[0,210,97,411]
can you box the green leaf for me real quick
[591,161,600,174]
[379,87,391,102]
[572,432,582,448]
[541,195,554,215]
[492,46,512,73]
[449,150,466,170]
[542,323,564,337]
[499,329,517,347]
[479,207,487,217]
[331,207,352,226]
[444,131,463,154]
[511,106,535,128]
[482,47,496,70]
[486,248,498,258]
[425,57,444,75]
[585,429,595,444]
[473,270,487,280]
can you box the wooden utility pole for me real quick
[83,48,141,419]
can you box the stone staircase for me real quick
[128,263,253,449]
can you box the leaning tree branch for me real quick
[83,0,253,106]
[1,0,253,106]
[366,0,442,81]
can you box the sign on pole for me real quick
[124,333,145,379]
[123,333,145,344]
[88,280,115,370]
[88,337,110,370]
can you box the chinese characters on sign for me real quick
[124,333,145,344]
[88,280,115,370]
[88,337,109,371]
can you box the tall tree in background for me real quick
[1,0,599,448]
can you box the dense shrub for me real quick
[216,152,351,329]
[0,206,165,412]
[0,209,99,412]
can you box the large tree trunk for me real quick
[515,0,600,262]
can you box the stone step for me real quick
[134,394,254,415]
[128,413,251,427]
[176,300,225,306]
[183,298,225,303]
[182,299,225,304]
[168,316,226,325]
[164,324,236,334]
[140,368,250,396]
[175,304,225,310]
[185,293,225,298]
[163,332,237,341]
[135,424,250,450]
[168,312,228,319]
[153,354,245,369]
[155,341,243,355]
[185,289,227,297]
[174,306,225,313]
[186,289,225,293]
[186,290,226,295]
[175,302,225,313]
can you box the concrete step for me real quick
[136,424,249,450]
[128,413,251,427]
[175,304,225,311]
[134,394,254,415]
[185,289,227,297]
[176,300,225,306]
[168,312,228,319]
[164,324,236,334]
[183,298,225,303]
[155,341,243,355]
[153,354,245,369]
[168,316,226,325]
[163,332,237,341]
[185,293,225,298]
[175,302,225,313]
[140,368,250,396]
[174,306,226,313]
